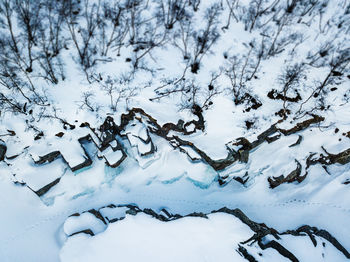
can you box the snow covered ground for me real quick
[0,0,350,261]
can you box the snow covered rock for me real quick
[60,205,350,262]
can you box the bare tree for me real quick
[155,0,189,30]
[13,0,42,73]
[77,91,99,112]
[188,0,201,12]
[296,48,350,117]
[271,63,305,118]
[222,0,239,31]
[173,2,222,74]
[65,0,102,77]
[35,0,67,84]
[190,3,222,73]
[99,74,139,111]
[242,0,279,32]
[97,1,128,57]
[224,39,265,104]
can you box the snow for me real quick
[99,206,128,222]
[0,0,350,261]
[63,212,107,236]
[100,146,124,166]
[14,158,66,191]
[60,213,252,262]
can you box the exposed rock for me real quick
[289,135,303,147]
[98,116,119,150]
[343,131,350,138]
[283,225,350,259]
[237,245,258,262]
[0,139,7,161]
[125,205,142,216]
[29,108,328,191]
[233,175,249,185]
[235,93,262,112]
[67,109,324,177]
[275,108,291,118]
[325,148,350,165]
[100,146,126,168]
[69,229,94,237]
[79,122,90,128]
[62,121,75,130]
[343,179,350,185]
[278,115,325,136]
[267,89,302,103]
[34,132,44,141]
[245,120,254,130]
[70,156,93,172]
[55,132,64,137]
[142,208,175,222]
[268,160,304,188]
[266,133,281,143]
[34,177,61,197]
[186,212,208,219]
[13,181,26,186]
[307,146,350,168]
[6,129,16,136]
[88,209,107,225]
[34,151,61,165]
[258,239,299,262]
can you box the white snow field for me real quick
[0,0,350,261]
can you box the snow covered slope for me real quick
[0,0,350,261]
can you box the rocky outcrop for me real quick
[0,139,7,161]
[33,148,92,172]
[268,160,304,188]
[278,114,325,136]
[306,147,350,170]
[27,107,331,197]
[283,225,350,259]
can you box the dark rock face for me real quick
[34,151,61,165]
[34,177,61,197]
[0,140,7,161]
